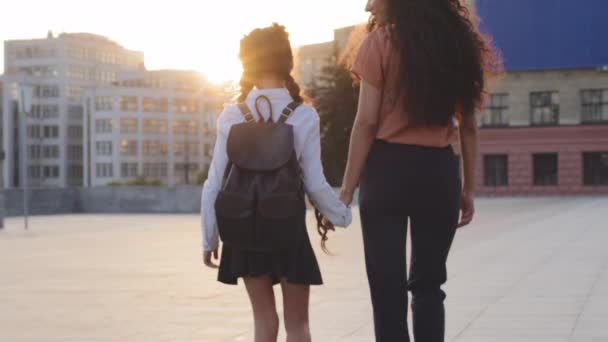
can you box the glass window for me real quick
[96,163,114,178]
[95,96,113,111]
[482,93,509,127]
[121,163,138,178]
[120,140,138,156]
[533,153,558,186]
[95,119,113,133]
[120,118,138,133]
[530,91,559,126]
[68,125,82,139]
[583,152,608,186]
[120,96,138,111]
[95,141,113,156]
[484,154,509,186]
[581,89,608,123]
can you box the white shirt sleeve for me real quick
[200,110,234,252]
[298,110,352,228]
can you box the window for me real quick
[482,93,509,127]
[120,140,138,156]
[30,104,59,119]
[173,120,197,135]
[143,163,168,178]
[95,96,113,111]
[174,142,185,156]
[66,86,84,99]
[120,118,138,133]
[68,165,83,179]
[96,163,114,178]
[581,89,608,123]
[120,96,138,111]
[28,125,42,139]
[95,141,113,156]
[68,105,83,119]
[68,145,83,160]
[143,119,168,134]
[533,153,558,186]
[143,140,168,156]
[95,119,113,133]
[121,163,138,178]
[530,91,559,125]
[44,125,60,138]
[35,85,60,98]
[143,97,168,112]
[43,165,60,178]
[484,154,508,186]
[583,152,608,186]
[29,145,42,159]
[29,165,42,178]
[67,65,87,79]
[174,98,199,113]
[68,125,82,139]
[42,145,60,158]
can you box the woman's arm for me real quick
[458,112,478,227]
[339,81,382,205]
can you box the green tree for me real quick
[308,52,359,186]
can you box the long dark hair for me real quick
[370,0,501,125]
[237,23,303,103]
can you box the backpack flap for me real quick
[227,123,295,171]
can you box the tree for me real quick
[308,51,359,186]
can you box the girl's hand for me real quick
[203,249,219,268]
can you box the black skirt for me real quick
[217,221,323,286]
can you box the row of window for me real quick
[484,152,608,187]
[482,89,608,127]
[67,65,117,82]
[8,45,56,59]
[28,125,59,139]
[28,165,60,179]
[67,46,140,67]
[28,145,60,159]
[94,140,210,157]
[97,162,201,179]
[29,105,60,119]
[95,96,200,113]
[19,65,59,78]
[94,118,204,135]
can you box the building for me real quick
[2,32,144,188]
[83,70,216,187]
[474,0,608,195]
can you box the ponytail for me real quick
[285,74,304,103]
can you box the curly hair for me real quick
[237,23,303,104]
[369,0,501,125]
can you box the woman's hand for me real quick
[203,249,219,268]
[339,188,354,207]
[458,191,475,228]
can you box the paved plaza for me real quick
[1,197,608,342]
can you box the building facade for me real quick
[84,70,216,187]
[1,32,144,188]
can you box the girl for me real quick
[340,0,499,341]
[201,23,352,342]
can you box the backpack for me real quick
[215,96,306,252]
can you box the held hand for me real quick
[203,249,219,268]
[339,188,353,207]
[458,191,475,228]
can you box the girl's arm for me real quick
[339,81,382,205]
[201,115,230,256]
[300,111,352,228]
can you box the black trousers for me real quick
[359,141,461,342]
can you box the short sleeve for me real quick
[351,32,384,89]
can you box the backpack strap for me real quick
[237,103,255,123]
[278,102,302,124]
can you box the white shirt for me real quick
[201,88,352,251]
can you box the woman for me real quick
[201,24,351,342]
[340,0,498,341]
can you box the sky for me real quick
[1,0,369,83]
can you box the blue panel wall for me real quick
[476,0,608,71]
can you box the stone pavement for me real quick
[1,197,607,342]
